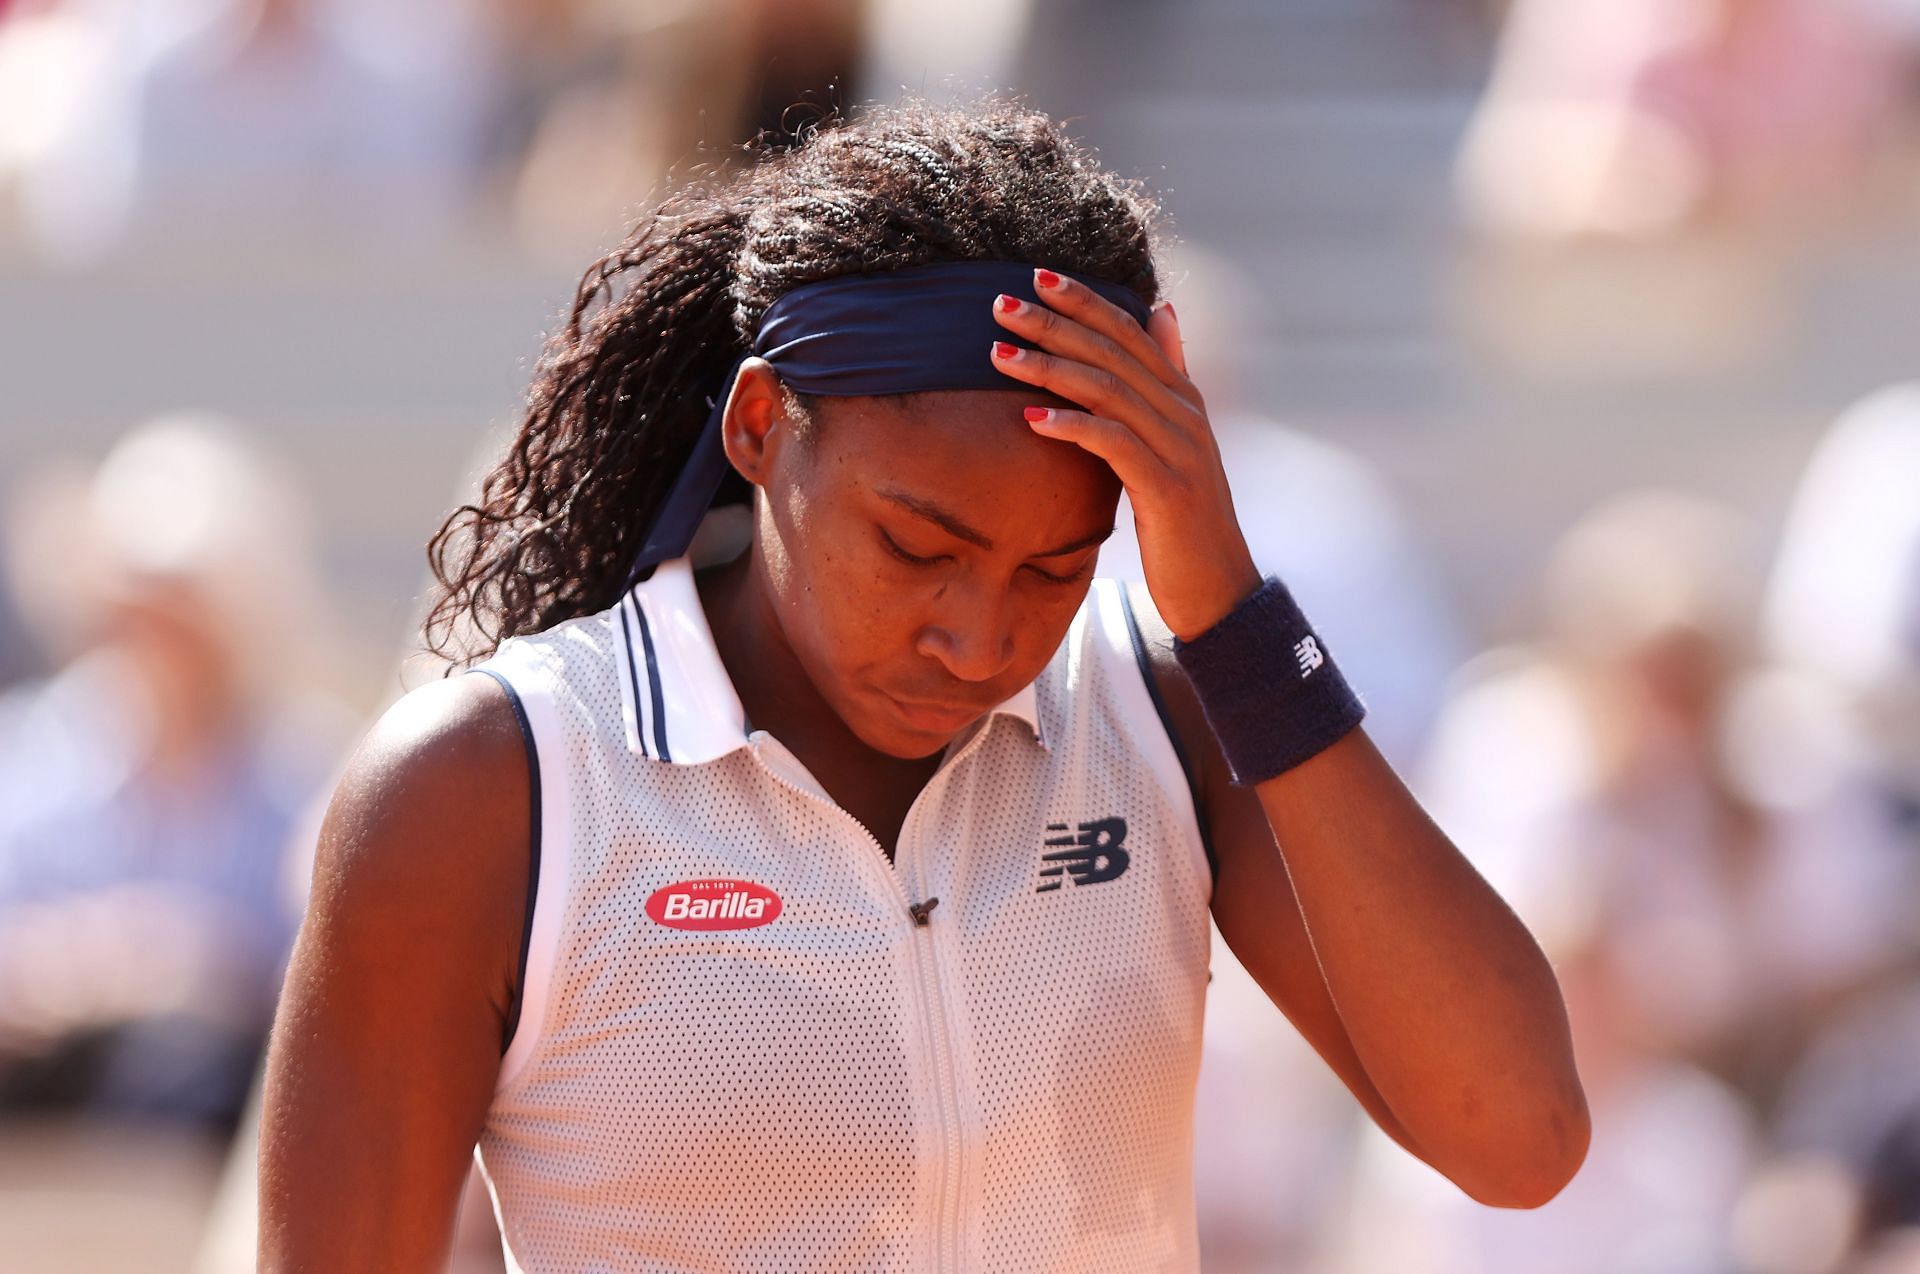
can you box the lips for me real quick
[881,689,993,733]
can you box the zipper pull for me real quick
[908,897,940,926]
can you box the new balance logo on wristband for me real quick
[1036,818,1131,892]
[1293,636,1324,677]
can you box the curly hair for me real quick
[422,93,1169,667]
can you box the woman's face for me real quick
[747,380,1122,759]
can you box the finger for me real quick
[1150,301,1189,380]
[991,340,1189,470]
[1022,405,1172,497]
[993,292,1204,427]
[1028,269,1206,409]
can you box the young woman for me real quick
[258,98,1589,1271]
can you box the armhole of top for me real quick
[1101,581,1219,897]
[467,655,572,1093]
[471,667,540,1056]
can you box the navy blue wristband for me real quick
[1171,576,1367,785]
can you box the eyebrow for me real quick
[876,486,1113,558]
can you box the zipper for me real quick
[908,861,967,1274]
[896,721,999,1274]
[748,722,1000,1273]
[908,889,960,1274]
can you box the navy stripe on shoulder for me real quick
[617,594,650,758]
[1115,586,1219,889]
[632,597,672,762]
[472,667,542,1056]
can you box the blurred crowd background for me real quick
[2,0,1918,1270]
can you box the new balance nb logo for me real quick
[1294,636,1324,677]
[1037,818,1131,892]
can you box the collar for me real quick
[613,556,1047,764]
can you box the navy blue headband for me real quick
[623,258,1156,585]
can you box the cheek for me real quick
[1013,583,1093,665]
[758,491,909,671]
[809,569,908,668]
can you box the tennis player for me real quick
[258,98,1589,1271]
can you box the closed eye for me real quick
[1025,558,1095,586]
[879,528,949,567]
[883,525,1093,583]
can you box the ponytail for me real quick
[423,191,750,664]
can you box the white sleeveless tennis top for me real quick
[467,554,1215,1273]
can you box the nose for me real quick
[915,580,1018,684]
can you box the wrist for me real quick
[1170,575,1366,785]
[1164,556,1263,644]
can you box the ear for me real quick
[718,358,793,488]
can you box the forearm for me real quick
[1252,726,1589,1207]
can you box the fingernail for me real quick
[993,341,1021,361]
[1023,406,1053,423]
[1035,268,1062,290]
[1164,300,1177,322]
[995,293,1022,314]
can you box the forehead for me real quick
[808,388,1118,511]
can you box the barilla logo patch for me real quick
[645,878,783,931]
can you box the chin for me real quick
[881,735,955,761]
[859,715,964,761]
[848,687,981,760]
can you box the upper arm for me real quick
[1119,580,1432,1162]
[258,670,532,1272]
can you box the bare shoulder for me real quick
[312,671,528,897]
[297,669,531,1012]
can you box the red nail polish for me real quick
[996,294,1021,313]
[1035,268,1062,289]
[1023,407,1052,422]
[993,341,1020,360]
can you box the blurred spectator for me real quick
[1761,383,1920,826]
[0,413,351,1133]
[857,0,1033,115]
[506,0,866,260]
[1767,985,1920,1272]
[1456,0,1912,243]
[1426,491,1913,1108]
[1,0,506,264]
[1748,384,1920,1273]
[1448,0,1919,380]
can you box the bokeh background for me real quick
[2,0,1918,1269]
